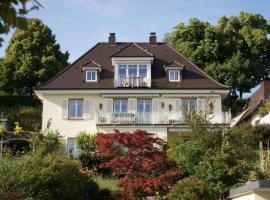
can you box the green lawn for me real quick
[94,176,120,193]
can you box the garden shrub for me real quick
[169,178,213,200]
[8,106,41,132]
[0,150,109,200]
[76,132,110,175]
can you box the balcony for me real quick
[114,76,151,88]
[96,112,184,125]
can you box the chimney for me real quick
[109,33,116,45]
[149,32,157,45]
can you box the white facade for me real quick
[230,190,270,200]
[36,89,230,141]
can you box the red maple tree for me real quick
[95,130,183,200]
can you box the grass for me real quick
[94,176,120,193]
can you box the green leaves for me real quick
[0,18,69,96]
[165,12,270,97]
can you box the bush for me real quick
[76,132,110,174]
[0,151,108,200]
[169,178,213,200]
[8,106,41,132]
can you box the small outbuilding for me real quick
[229,180,270,200]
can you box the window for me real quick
[114,100,128,113]
[67,138,79,158]
[86,70,97,82]
[128,65,137,77]
[182,99,196,114]
[139,65,147,78]
[169,70,180,82]
[69,99,84,118]
[137,100,151,113]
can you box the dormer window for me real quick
[116,64,149,87]
[86,70,97,82]
[169,70,180,82]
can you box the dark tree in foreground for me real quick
[165,12,270,98]
[95,130,183,200]
[0,18,69,96]
[0,0,42,46]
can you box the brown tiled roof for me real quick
[81,60,101,68]
[164,60,184,70]
[236,78,270,123]
[112,43,153,57]
[36,42,229,90]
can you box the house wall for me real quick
[251,113,270,125]
[230,191,270,200]
[41,92,225,140]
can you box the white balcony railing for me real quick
[114,76,150,88]
[96,112,184,125]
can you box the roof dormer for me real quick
[164,61,185,83]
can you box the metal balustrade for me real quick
[96,112,184,125]
[114,76,150,88]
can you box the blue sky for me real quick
[1,0,270,97]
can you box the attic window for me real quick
[86,70,97,82]
[169,70,180,82]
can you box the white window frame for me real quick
[181,99,197,114]
[117,64,148,78]
[114,99,128,113]
[68,99,84,119]
[85,70,97,82]
[169,70,180,82]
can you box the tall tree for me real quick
[0,18,69,96]
[0,0,42,46]
[165,12,270,98]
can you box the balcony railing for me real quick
[114,76,150,88]
[96,110,232,125]
[96,112,184,125]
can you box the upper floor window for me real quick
[169,70,180,82]
[86,70,97,82]
[116,64,148,87]
[69,99,84,118]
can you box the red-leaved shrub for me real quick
[95,130,183,199]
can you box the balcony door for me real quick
[137,100,151,124]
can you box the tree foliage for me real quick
[168,115,270,199]
[0,151,93,200]
[95,130,183,200]
[165,12,270,97]
[0,18,69,96]
[0,0,42,46]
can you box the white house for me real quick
[35,33,231,156]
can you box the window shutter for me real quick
[152,98,159,124]
[106,99,113,113]
[128,98,137,113]
[197,98,206,113]
[62,100,68,119]
[84,99,92,119]
[175,99,181,112]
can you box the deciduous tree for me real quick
[165,12,270,98]
[95,130,182,200]
[0,18,69,96]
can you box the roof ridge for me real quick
[111,42,153,57]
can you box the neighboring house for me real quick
[231,78,270,127]
[35,33,231,156]
[229,180,270,200]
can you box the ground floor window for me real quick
[67,138,79,158]
[69,99,84,118]
[181,99,197,114]
[114,99,128,113]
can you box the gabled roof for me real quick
[164,60,184,71]
[231,78,270,126]
[81,60,101,68]
[111,42,153,57]
[36,42,229,90]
